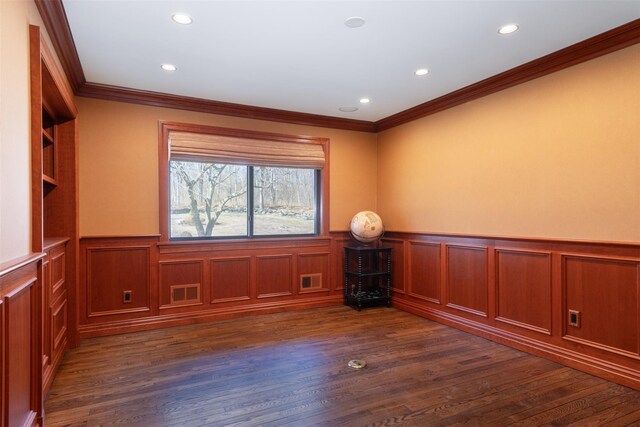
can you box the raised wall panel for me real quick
[408,241,441,303]
[495,249,552,334]
[332,237,352,291]
[5,278,38,427]
[563,255,639,357]
[298,253,330,293]
[50,248,65,300]
[445,245,488,317]
[87,247,150,317]
[51,296,67,366]
[210,257,251,303]
[159,260,203,308]
[382,238,405,294]
[257,255,293,298]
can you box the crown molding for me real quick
[34,0,85,92]
[77,83,378,132]
[375,19,640,131]
[35,1,639,133]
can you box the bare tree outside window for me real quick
[170,161,247,238]
[253,167,316,235]
[170,161,317,238]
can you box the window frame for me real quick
[159,121,329,242]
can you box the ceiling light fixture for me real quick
[415,68,429,76]
[359,98,370,104]
[339,107,358,113]
[161,64,177,72]
[344,17,366,28]
[172,13,193,25]
[498,24,519,35]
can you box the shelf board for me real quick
[42,128,54,145]
[43,174,58,187]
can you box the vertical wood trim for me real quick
[30,26,43,254]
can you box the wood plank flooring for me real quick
[44,306,640,426]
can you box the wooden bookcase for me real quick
[29,24,79,407]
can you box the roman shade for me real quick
[169,131,325,169]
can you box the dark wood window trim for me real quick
[158,121,330,242]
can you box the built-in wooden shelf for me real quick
[43,173,58,187]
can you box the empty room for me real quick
[1,1,640,425]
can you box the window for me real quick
[160,122,329,241]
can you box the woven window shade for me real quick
[170,131,325,169]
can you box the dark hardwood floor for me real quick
[45,306,640,426]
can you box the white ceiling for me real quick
[62,1,640,122]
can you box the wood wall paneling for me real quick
[210,257,251,303]
[51,296,67,367]
[331,236,353,291]
[256,255,293,298]
[408,241,441,303]
[445,245,488,317]
[563,255,640,358]
[159,260,204,308]
[50,248,65,300]
[4,275,39,427]
[86,246,151,317]
[381,238,405,294]
[495,249,552,335]
[297,253,330,293]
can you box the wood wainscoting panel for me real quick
[210,257,251,303]
[297,253,330,293]
[495,249,552,335]
[1,261,41,427]
[86,246,151,317]
[563,255,640,358]
[51,294,67,368]
[256,255,293,298]
[381,238,405,294]
[50,247,65,299]
[331,235,355,291]
[408,241,441,303]
[159,260,204,308]
[445,245,488,317]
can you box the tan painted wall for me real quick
[0,1,63,262]
[77,98,378,236]
[377,44,640,243]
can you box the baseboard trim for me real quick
[393,298,640,390]
[78,295,342,339]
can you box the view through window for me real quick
[170,161,317,239]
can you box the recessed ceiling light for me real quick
[415,68,429,76]
[161,64,177,72]
[359,98,370,104]
[498,24,519,35]
[344,16,365,28]
[339,107,358,113]
[172,13,193,25]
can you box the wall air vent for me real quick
[300,273,322,290]
[170,283,200,305]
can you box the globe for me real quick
[350,211,384,243]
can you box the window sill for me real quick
[157,235,332,254]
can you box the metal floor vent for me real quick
[348,359,367,369]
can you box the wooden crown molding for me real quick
[375,19,640,131]
[35,0,640,132]
[77,83,378,132]
[34,0,85,92]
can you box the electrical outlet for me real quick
[123,290,132,303]
[568,309,580,327]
